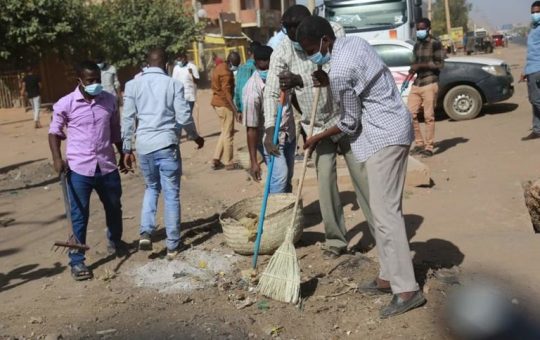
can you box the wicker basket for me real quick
[237,146,264,170]
[220,193,303,255]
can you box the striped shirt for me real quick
[263,22,345,136]
[330,37,413,163]
[412,36,445,87]
[243,71,294,144]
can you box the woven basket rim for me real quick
[219,193,297,223]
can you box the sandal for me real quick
[225,163,242,171]
[71,263,93,281]
[211,160,224,170]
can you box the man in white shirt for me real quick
[172,53,200,117]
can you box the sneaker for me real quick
[166,242,189,261]
[139,233,152,251]
[107,240,129,256]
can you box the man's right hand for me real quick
[249,162,261,182]
[278,71,303,90]
[194,136,205,149]
[519,74,528,83]
[263,127,280,157]
[53,158,66,175]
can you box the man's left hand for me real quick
[122,153,136,173]
[278,71,303,90]
[235,112,242,123]
[312,69,330,87]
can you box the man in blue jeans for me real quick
[48,61,127,281]
[122,48,204,259]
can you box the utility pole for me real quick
[192,0,205,71]
[281,0,286,14]
[427,0,432,20]
[307,0,315,13]
[444,0,452,35]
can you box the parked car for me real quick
[370,40,514,120]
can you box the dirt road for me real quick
[1,44,539,339]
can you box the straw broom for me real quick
[257,83,322,304]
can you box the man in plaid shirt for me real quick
[264,5,369,259]
[297,15,424,319]
[408,18,445,158]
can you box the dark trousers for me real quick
[67,168,123,266]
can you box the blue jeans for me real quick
[138,145,182,250]
[67,168,123,266]
[527,72,540,134]
[264,139,296,193]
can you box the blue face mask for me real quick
[96,63,104,70]
[292,41,303,52]
[416,30,428,40]
[258,70,268,81]
[532,13,540,24]
[229,65,238,72]
[81,82,103,96]
[309,39,331,65]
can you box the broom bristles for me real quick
[257,240,301,304]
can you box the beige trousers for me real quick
[213,106,234,165]
[315,137,372,251]
[363,145,419,294]
[407,83,439,151]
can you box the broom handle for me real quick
[252,91,287,269]
[285,82,322,241]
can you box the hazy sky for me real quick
[469,0,532,28]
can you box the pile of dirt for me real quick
[0,159,56,192]
[129,248,239,293]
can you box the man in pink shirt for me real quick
[48,61,126,281]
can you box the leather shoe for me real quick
[379,291,426,319]
[322,246,346,260]
[358,280,392,295]
[521,132,540,141]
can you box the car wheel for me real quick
[443,85,483,121]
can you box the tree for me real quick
[431,0,471,36]
[91,0,203,68]
[0,0,89,66]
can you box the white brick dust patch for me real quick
[129,249,239,293]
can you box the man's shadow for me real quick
[0,262,65,293]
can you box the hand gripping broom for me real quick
[257,83,322,303]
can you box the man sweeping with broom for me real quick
[296,16,425,318]
[263,5,371,260]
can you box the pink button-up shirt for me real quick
[49,87,121,177]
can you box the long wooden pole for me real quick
[427,0,432,20]
[444,0,452,35]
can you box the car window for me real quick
[372,44,414,67]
